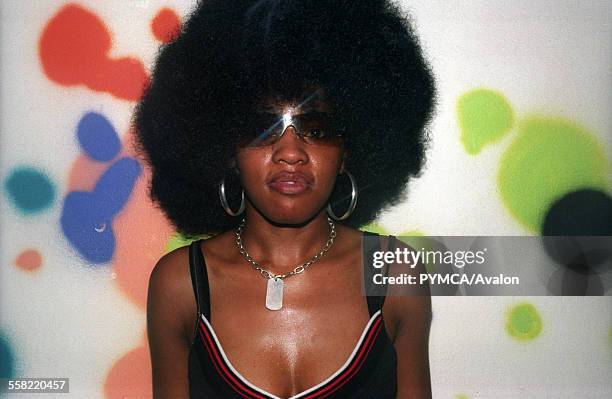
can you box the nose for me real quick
[271,125,309,165]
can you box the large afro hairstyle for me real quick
[133,0,436,237]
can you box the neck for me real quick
[238,209,334,274]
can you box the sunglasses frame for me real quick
[240,109,343,148]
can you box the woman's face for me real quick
[235,92,345,225]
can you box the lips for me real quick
[267,171,313,195]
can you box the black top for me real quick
[187,232,398,398]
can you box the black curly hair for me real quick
[133,0,436,237]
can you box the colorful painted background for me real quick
[1,1,611,398]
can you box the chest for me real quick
[194,267,386,397]
[193,308,392,398]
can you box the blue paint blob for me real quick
[61,157,142,264]
[0,332,15,378]
[61,191,115,264]
[3,167,55,214]
[93,157,143,214]
[77,112,121,162]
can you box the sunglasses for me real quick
[238,111,343,148]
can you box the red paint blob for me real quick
[15,249,42,272]
[151,8,181,43]
[39,4,149,101]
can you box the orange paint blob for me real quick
[67,154,115,192]
[151,8,181,43]
[39,4,148,101]
[112,130,174,309]
[104,344,152,399]
[15,249,42,272]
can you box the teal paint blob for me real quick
[0,333,15,378]
[3,166,55,215]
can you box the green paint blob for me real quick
[165,232,208,253]
[398,229,424,237]
[498,117,609,232]
[506,303,542,341]
[455,394,470,399]
[359,223,389,235]
[457,89,514,154]
[3,166,55,215]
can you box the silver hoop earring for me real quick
[219,178,245,216]
[327,170,358,221]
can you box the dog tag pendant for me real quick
[266,277,283,310]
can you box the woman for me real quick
[135,0,435,397]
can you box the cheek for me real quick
[236,151,270,186]
[311,149,344,179]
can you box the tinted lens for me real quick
[238,111,342,147]
[238,113,284,147]
[292,112,342,146]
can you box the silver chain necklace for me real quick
[234,216,337,310]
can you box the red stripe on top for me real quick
[301,315,383,398]
[199,320,272,399]
[312,319,383,398]
[197,313,385,399]
[197,325,258,399]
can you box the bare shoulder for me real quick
[147,243,198,397]
[147,243,196,343]
[381,237,432,342]
[381,237,433,397]
[149,244,192,295]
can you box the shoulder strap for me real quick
[188,239,211,320]
[378,235,397,311]
[363,232,396,316]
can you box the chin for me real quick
[246,194,328,226]
[261,207,322,227]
